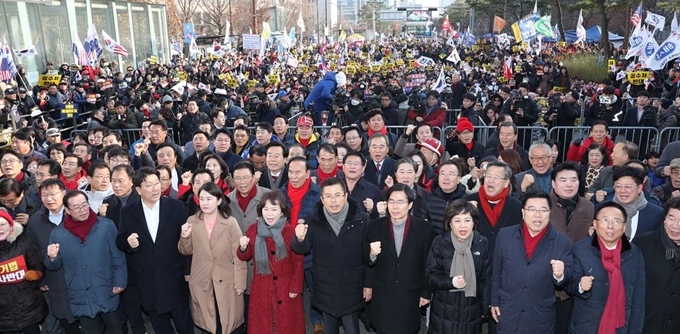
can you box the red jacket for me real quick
[566,136,615,165]
[407,105,446,130]
[237,222,305,334]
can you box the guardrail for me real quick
[547,126,666,160]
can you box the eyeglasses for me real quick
[69,203,90,212]
[613,183,638,191]
[523,208,551,215]
[439,172,459,179]
[530,156,550,162]
[484,173,507,181]
[597,217,624,226]
[234,175,253,183]
[0,159,20,165]
[41,191,63,199]
[90,174,110,181]
[388,199,408,205]
[344,161,362,167]
[322,193,346,201]
[109,158,129,164]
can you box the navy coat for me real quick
[594,198,664,240]
[363,157,396,190]
[491,224,573,334]
[566,235,645,334]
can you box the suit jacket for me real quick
[364,157,396,190]
[102,191,141,228]
[366,216,435,334]
[115,197,191,314]
[258,167,289,190]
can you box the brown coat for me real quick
[178,214,247,333]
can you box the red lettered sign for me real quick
[0,255,27,284]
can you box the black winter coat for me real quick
[418,182,467,235]
[179,111,211,145]
[291,199,372,317]
[633,229,680,334]
[445,140,485,161]
[366,216,435,334]
[0,225,48,331]
[463,193,522,254]
[427,231,491,334]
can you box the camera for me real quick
[246,93,263,118]
[408,88,423,109]
[643,105,656,121]
[334,89,350,107]
[512,93,528,110]
[548,93,562,109]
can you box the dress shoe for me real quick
[313,322,324,334]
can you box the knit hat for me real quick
[661,99,673,110]
[456,117,474,133]
[0,210,14,227]
[335,72,347,87]
[416,138,444,158]
[297,115,314,127]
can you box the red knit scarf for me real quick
[63,208,98,243]
[237,185,257,212]
[597,237,626,334]
[298,136,312,148]
[60,170,87,191]
[163,186,171,197]
[522,223,549,259]
[288,177,311,224]
[15,171,24,183]
[465,141,474,152]
[193,195,200,206]
[317,166,339,184]
[367,126,387,137]
[217,178,231,196]
[478,186,509,227]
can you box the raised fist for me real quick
[295,223,308,241]
[580,276,594,292]
[47,244,60,260]
[180,223,192,238]
[127,233,139,249]
[239,236,250,250]
[369,241,382,257]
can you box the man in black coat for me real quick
[179,100,211,145]
[363,134,396,190]
[418,161,468,235]
[504,83,540,149]
[622,90,658,159]
[213,128,244,173]
[342,152,381,216]
[258,142,289,190]
[633,197,680,334]
[25,179,81,334]
[366,184,435,334]
[115,168,194,334]
[482,122,530,170]
[292,177,372,334]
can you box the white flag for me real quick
[297,12,305,32]
[672,12,678,32]
[576,9,586,43]
[446,48,461,64]
[640,32,659,63]
[431,67,446,93]
[286,54,299,68]
[646,11,666,31]
[645,31,680,70]
[625,23,646,59]
[13,45,38,57]
[224,20,231,45]
[533,0,538,14]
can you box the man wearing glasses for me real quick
[515,142,554,199]
[418,160,468,235]
[491,191,572,334]
[78,162,113,213]
[45,190,127,333]
[565,201,645,333]
[116,167,194,334]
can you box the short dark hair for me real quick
[318,143,337,156]
[499,121,517,135]
[594,201,628,223]
[590,120,609,132]
[88,162,110,177]
[73,142,94,156]
[149,119,168,131]
[107,146,131,162]
[623,159,648,174]
[580,143,610,166]
[645,151,660,160]
[11,131,32,143]
[133,167,160,187]
[442,199,479,232]
[521,191,552,209]
[343,126,362,139]
[256,122,274,134]
[266,142,289,158]
[551,161,580,181]
[250,144,266,158]
[64,153,83,167]
[191,168,214,184]
[234,124,249,134]
[1,150,23,162]
[438,160,463,177]
[192,130,210,141]
[613,165,646,185]
[104,131,122,143]
[343,151,366,165]
[64,190,88,208]
[664,197,680,215]
[232,160,255,175]
[36,159,62,177]
[319,177,347,194]
[0,178,22,196]
[111,164,134,180]
[196,182,232,219]
[288,156,310,172]
[257,189,290,218]
[426,90,440,99]
[87,126,109,137]
[200,153,229,179]
[386,183,415,204]
[47,143,68,159]
[39,179,66,192]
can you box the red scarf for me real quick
[317,166,339,184]
[522,223,549,259]
[217,178,231,196]
[15,171,24,183]
[60,170,87,191]
[298,136,312,148]
[597,237,626,333]
[288,178,311,224]
[63,208,99,243]
[465,141,474,152]
[193,195,200,206]
[163,186,171,197]
[237,185,257,212]
[478,186,509,227]
[367,126,387,137]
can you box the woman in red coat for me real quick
[237,190,305,334]
[566,120,615,165]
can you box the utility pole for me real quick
[252,0,258,34]
[372,10,376,39]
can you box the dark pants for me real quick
[148,303,194,334]
[304,269,323,324]
[77,310,123,334]
[555,297,573,334]
[243,293,249,329]
[359,302,372,328]
[1,323,41,334]
[42,291,65,334]
[119,285,146,334]
[322,311,359,334]
[57,319,82,334]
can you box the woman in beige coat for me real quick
[179,182,247,334]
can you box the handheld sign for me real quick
[61,103,78,119]
[38,74,62,88]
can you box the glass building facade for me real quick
[0,0,169,84]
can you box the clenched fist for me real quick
[295,223,308,242]
[369,241,381,257]
[127,233,139,249]
[376,201,387,216]
[180,223,192,238]
[384,175,394,188]
[181,171,192,186]
[363,198,374,213]
[452,275,466,289]
[580,276,594,292]
[595,190,607,203]
[98,203,108,217]
[521,174,535,192]
[551,259,565,280]
[239,236,250,250]
[47,243,60,260]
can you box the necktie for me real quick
[376,163,382,174]
[272,176,278,183]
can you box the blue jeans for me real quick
[305,269,323,324]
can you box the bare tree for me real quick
[201,0,230,34]
[176,0,202,23]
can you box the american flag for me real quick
[102,30,129,57]
[83,25,103,67]
[631,3,642,27]
[72,32,89,67]
[0,36,17,83]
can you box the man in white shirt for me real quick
[78,162,113,213]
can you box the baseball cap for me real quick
[4,88,16,95]
[670,158,680,169]
[416,138,444,158]
[46,128,60,137]
[297,115,314,127]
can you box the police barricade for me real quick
[445,109,462,126]
[547,126,591,162]
[518,126,549,150]
[442,125,495,148]
[609,126,659,160]
[70,128,173,149]
[658,127,680,152]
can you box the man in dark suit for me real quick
[258,142,289,190]
[366,183,435,334]
[100,164,145,334]
[363,133,395,190]
[115,167,194,334]
[213,128,244,173]
[621,90,657,159]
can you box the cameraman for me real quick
[585,85,623,126]
[107,101,139,129]
[544,90,580,127]
[304,71,346,126]
[407,90,446,131]
[347,88,364,120]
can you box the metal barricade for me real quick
[442,125,495,148]
[445,109,462,126]
[658,127,680,152]
[609,126,659,159]
[547,126,591,161]
[517,126,549,150]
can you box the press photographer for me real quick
[330,88,356,127]
[505,82,539,148]
[543,90,580,128]
[406,90,446,134]
[585,85,623,126]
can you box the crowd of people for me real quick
[0,34,679,334]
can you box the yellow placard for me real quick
[61,103,77,118]
[608,59,616,73]
[360,66,369,73]
[626,71,651,85]
[147,55,158,65]
[498,76,507,83]
[38,74,62,88]
[346,66,357,75]
[557,41,566,47]
[329,63,337,70]
[384,63,394,70]
[371,65,381,72]
[472,45,479,52]
[218,74,227,81]
[439,53,447,59]
[425,66,433,71]
[178,71,188,81]
[247,80,259,88]
[444,65,453,71]
[396,59,405,66]
[267,74,279,85]
[514,65,522,73]
[227,78,238,89]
